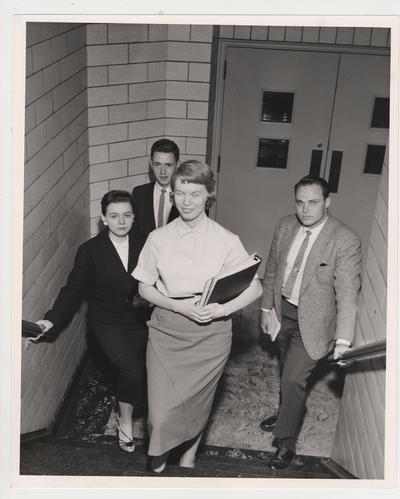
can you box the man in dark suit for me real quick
[131,139,180,321]
[259,176,362,469]
[132,138,180,250]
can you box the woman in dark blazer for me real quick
[36,190,147,453]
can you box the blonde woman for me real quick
[133,160,262,472]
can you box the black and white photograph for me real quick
[3,7,399,495]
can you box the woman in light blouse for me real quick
[132,160,262,472]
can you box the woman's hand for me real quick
[201,303,226,321]
[173,299,225,323]
[173,297,209,322]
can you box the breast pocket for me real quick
[316,264,334,284]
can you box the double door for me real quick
[216,47,389,272]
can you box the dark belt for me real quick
[171,293,202,300]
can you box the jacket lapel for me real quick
[300,215,337,295]
[146,182,156,232]
[127,231,139,274]
[277,218,301,286]
[99,229,129,274]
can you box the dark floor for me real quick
[20,436,337,478]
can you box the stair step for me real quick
[20,437,337,479]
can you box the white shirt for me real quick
[282,218,328,306]
[109,233,129,271]
[132,215,249,297]
[153,182,173,228]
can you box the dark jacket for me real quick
[132,181,179,250]
[45,229,142,331]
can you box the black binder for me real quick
[200,254,261,306]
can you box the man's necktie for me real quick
[283,229,312,299]
[157,188,166,228]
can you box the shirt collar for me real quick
[154,182,171,195]
[108,232,129,246]
[177,214,209,237]
[299,215,328,237]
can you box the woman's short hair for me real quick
[171,160,216,207]
[101,190,134,215]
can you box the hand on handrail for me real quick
[23,320,55,349]
[35,319,54,333]
[333,343,351,368]
[328,339,386,367]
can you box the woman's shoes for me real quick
[179,457,195,469]
[152,462,166,473]
[117,423,135,453]
[150,453,168,473]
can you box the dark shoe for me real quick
[145,462,165,474]
[269,447,295,470]
[260,414,278,432]
[150,453,168,473]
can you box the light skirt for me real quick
[146,306,232,456]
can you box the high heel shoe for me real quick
[152,462,166,473]
[117,423,135,453]
[150,454,168,473]
[179,456,195,469]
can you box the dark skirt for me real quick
[91,321,148,411]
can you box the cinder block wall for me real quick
[86,23,390,235]
[219,25,390,47]
[331,148,388,478]
[86,23,213,234]
[22,23,89,434]
[21,20,390,438]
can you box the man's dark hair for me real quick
[294,176,330,199]
[150,138,180,163]
[101,190,134,215]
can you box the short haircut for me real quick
[294,176,330,199]
[171,160,216,208]
[150,138,180,163]
[101,190,134,215]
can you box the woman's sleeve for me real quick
[44,243,90,331]
[131,233,159,285]
[221,234,251,271]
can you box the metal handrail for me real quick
[22,320,45,339]
[329,339,386,366]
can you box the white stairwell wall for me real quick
[22,23,89,434]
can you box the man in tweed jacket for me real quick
[259,175,362,470]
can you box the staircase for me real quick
[20,437,337,478]
[19,354,343,479]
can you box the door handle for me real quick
[327,151,343,193]
[309,149,323,177]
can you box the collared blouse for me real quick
[132,215,250,297]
